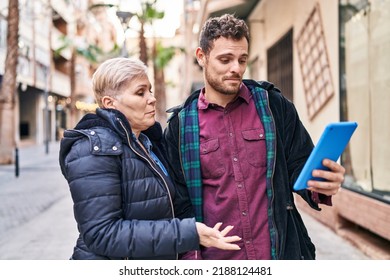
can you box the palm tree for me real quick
[152,42,183,125]
[137,0,164,64]
[136,0,182,125]
[0,0,19,164]
[102,0,179,125]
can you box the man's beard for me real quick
[205,68,241,96]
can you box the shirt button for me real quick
[259,133,263,138]
[90,131,95,135]
[229,132,233,137]
[233,157,238,162]
[237,184,243,188]
[245,240,251,244]
[93,146,99,151]
[112,146,118,151]
[242,211,247,216]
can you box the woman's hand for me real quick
[196,222,241,250]
[307,159,346,196]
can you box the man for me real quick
[163,14,345,260]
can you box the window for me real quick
[340,0,390,203]
[267,29,293,102]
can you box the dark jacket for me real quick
[163,80,321,259]
[59,108,199,260]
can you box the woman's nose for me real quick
[148,93,156,104]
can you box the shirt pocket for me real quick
[241,128,267,167]
[200,138,225,179]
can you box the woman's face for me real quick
[113,74,156,136]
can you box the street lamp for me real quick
[116,11,135,57]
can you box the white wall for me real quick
[248,0,340,143]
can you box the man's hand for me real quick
[307,159,345,196]
[196,222,241,250]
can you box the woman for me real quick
[59,57,240,260]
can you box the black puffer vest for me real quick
[59,108,199,259]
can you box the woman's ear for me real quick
[101,96,116,109]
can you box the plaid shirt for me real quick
[178,82,278,259]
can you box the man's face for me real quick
[198,37,249,96]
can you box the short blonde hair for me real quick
[92,57,148,107]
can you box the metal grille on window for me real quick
[296,3,335,120]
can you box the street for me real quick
[0,142,370,260]
[0,142,77,259]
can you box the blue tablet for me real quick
[293,122,358,191]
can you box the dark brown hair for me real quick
[199,14,250,55]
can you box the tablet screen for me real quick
[293,122,358,191]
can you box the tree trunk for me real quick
[0,0,19,164]
[154,68,167,126]
[68,47,77,129]
[152,41,167,126]
[139,21,147,64]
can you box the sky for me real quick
[108,0,184,39]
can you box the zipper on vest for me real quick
[118,118,175,219]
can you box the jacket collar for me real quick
[74,108,163,142]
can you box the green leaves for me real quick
[139,0,165,23]
[75,44,101,64]
[154,42,184,69]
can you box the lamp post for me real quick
[116,11,134,57]
[44,66,50,155]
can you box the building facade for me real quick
[0,0,118,149]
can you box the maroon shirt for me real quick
[196,84,271,259]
